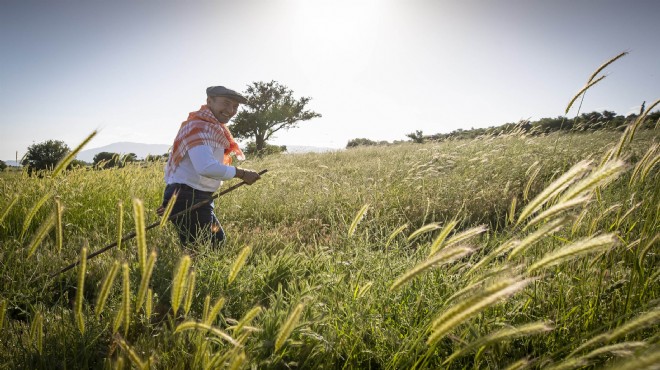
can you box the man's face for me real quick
[207,96,240,123]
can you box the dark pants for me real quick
[161,183,225,247]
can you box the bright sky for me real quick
[1,0,658,160]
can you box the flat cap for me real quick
[206,86,248,104]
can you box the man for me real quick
[160,85,261,247]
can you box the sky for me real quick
[1,0,659,161]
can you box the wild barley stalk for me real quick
[508,217,568,259]
[171,255,191,315]
[390,245,474,291]
[443,321,553,364]
[524,196,590,230]
[228,245,251,284]
[75,245,88,334]
[639,151,660,183]
[145,289,153,319]
[235,306,262,333]
[115,335,147,370]
[117,201,123,251]
[159,191,178,228]
[503,358,530,370]
[204,296,227,325]
[184,270,196,316]
[428,220,458,256]
[0,194,19,226]
[565,76,607,115]
[586,51,628,83]
[20,192,52,241]
[228,352,246,370]
[624,99,659,147]
[385,223,409,249]
[275,303,305,352]
[442,224,487,251]
[95,261,120,318]
[601,344,660,370]
[428,278,532,345]
[508,196,518,225]
[523,165,542,201]
[527,234,618,273]
[348,203,369,237]
[135,250,157,313]
[51,130,97,177]
[638,234,659,265]
[0,299,6,330]
[26,211,56,258]
[54,196,63,253]
[557,160,626,203]
[407,223,441,242]
[113,306,124,334]
[517,160,592,224]
[202,295,211,322]
[30,311,44,355]
[629,143,657,185]
[132,198,147,274]
[121,263,131,336]
[175,321,239,346]
[582,341,646,360]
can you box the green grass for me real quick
[1,126,658,369]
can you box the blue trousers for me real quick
[161,183,226,247]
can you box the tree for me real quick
[406,130,425,144]
[244,142,287,156]
[21,140,70,173]
[230,81,321,154]
[0,160,6,172]
[93,152,120,168]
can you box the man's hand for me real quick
[234,167,261,185]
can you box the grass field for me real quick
[1,117,658,369]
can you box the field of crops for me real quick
[0,121,658,368]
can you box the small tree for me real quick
[244,142,287,156]
[230,81,321,154]
[406,130,425,144]
[93,152,121,169]
[0,160,6,172]
[22,140,70,173]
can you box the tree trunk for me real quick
[255,134,266,155]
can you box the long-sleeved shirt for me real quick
[164,145,237,192]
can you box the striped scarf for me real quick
[165,105,245,178]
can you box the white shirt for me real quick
[165,145,237,192]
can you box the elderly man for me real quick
[160,85,261,247]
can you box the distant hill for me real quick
[285,145,338,154]
[77,142,170,163]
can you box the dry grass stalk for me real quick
[159,191,178,228]
[26,211,56,258]
[228,351,247,370]
[629,143,658,185]
[428,220,458,256]
[503,358,530,370]
[525,195,591,230]
[565,75,606,114]
[638,234,659,265]
[121,263,131,336]
[204,297,227,326]
[135,250,157,313]
[428,277,532,345]
[228,245,251,284]
[524,165,542,201]
[95,260,120,318]
[51,130,97,177]
[443,321,553,364]
[587,51,628,83]
[558,159,626,203]
[509,217,568,259]
[0,194,19,226]
[171,255,191,315]
[0,299,6,330]
[183,270,196,316]
[601,345,660,370]
[508,196,518,225]
[640,151,660,184]
[75,244,88,334]
[348,203,369,237]
[386,223,409,249]
[467,239,519,275]
[175,321,239,346]
[234,306,262,334]
[30,311,44,355]
[20,192,52,241]
[582,341,646,360]
[146,289,153,319]
[275,303,305,352]
[527,234,618,273]
[390,245,474,291]
[115,335,148,370]
[54,196,63,253]
[116,201,123,251]
[407,223,442,242]
[517,160,592,225]
[441,225,487,252]
[132,198,147,274]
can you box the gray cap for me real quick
[206,86,248,104]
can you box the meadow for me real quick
[0,111,658,369]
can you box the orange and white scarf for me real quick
[165,105,245,178]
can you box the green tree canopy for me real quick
[93,152,121,169]
[21,140,70,173]
[230,81,321,154]
[0,160,6,172]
